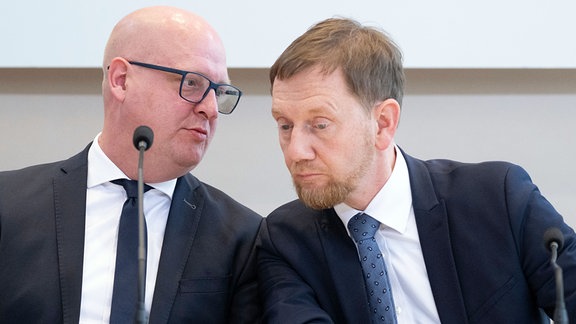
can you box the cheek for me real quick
[330,131,371,161]
[206,119,218,143]
[277,132,292,152]
[278,137,289,152]
[209,117,218,131]
[153,101,189,125]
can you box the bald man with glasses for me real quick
[0,6,262,324]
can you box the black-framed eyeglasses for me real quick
[129,61,242,114]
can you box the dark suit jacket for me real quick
[0,144,263,323]
[258,152,576,323]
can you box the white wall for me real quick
[1,68,575,226]
[2,0,575,68]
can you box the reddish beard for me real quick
[294,177,352,210]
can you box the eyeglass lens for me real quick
[181,73,240,114]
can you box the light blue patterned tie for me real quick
[348,213,397,324]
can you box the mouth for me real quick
[184,127,209,140]
[195,127,208,134]
[292,171,324,183]
[187,125,207,134]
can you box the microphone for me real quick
[133,126,153,324]
[133,125,154,151]
[543,227,568,324]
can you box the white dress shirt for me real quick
[79,134,175,323]
[335,147,441,323]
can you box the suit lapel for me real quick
[53,146,90,324]
[149,174,200,323]
[317,210,372,323]
[404,152,468,323]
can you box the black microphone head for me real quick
[133,125,154,151]
[543,227,564,251]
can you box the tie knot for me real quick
[111,179,152,199]
[347,213,380,242]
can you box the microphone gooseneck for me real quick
[543,227,568,324]
[133,126,154,324]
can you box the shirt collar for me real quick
[335,146,412,234]
[87,133,177,199]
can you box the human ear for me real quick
[106,57,129,100]
[373,98,400,151]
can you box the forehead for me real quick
[271,67,356,117]
[127,13,228,82]
[165,30,228,82]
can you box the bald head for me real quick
[103,6,226,70]
[99,6,231,182]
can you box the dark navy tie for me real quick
[348,213,397,323]
[109,179,151,324]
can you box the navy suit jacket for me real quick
[0,144,263,323]
[258,152,576,323]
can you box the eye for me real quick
[314,123,328,130]
[276,118,293,131]
[216,87,240,97]
[312,118,331,130]
[183,74,205,89]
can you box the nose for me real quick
[193,89,219,120]
[282,126,316,163]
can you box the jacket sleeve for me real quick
[228,219,264,324]
[503,164,576,322]
[257,219,334,324]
